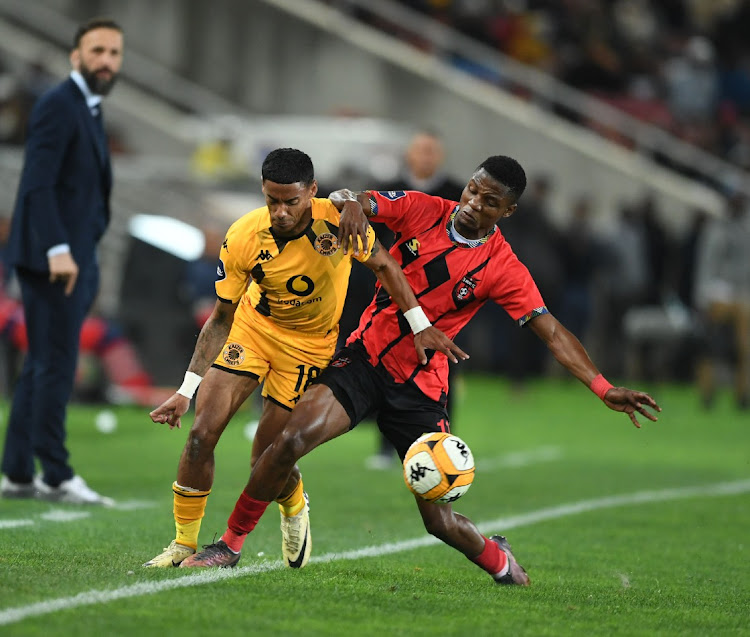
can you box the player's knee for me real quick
[273,428,310,465]
[185,428,220,460]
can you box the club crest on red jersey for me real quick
[453,275,477,306]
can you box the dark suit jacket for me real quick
[7,77,111,273]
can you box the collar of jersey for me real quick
[446,206,496,248]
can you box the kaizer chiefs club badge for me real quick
[314,232,339,256]
[222,342,245,366]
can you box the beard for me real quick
[79,61,118,96]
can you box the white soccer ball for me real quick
[403,432,475,503]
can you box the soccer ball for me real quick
[403,432,475,503]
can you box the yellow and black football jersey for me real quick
[216,198,375,334]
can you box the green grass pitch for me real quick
[1,376,748,636]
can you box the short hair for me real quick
[73,18,122,48]
[261,148,315,186]
[477,156,527,202]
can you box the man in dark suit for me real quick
[0,18,124,505]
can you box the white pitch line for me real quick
[477,446,562,471]
[39,510,91,523]
[1,478,749,627]
[0,501,157,531]
[0,519,34,530]
[111,500,159,511]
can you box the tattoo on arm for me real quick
[187,303,235,375]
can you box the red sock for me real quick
[221,491,270,553]
[470,536,508,577]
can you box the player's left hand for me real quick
[338,200,370,257]
[601,387,661,428]
[414,326,470,365]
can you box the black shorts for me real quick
[314,342,450,459]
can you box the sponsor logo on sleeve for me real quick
[216,258,226,281]
[378,190,406,200]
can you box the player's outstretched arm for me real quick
[528,312,661,428]
[149,299,238,430]
[364,239,469,365]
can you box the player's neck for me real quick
[451,218,494,245]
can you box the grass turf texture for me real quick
[1,376,748,636]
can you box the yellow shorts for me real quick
[213,306,339,410]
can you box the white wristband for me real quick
[404,306,432,335]
[176,371,203,399]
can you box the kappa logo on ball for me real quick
[314,232,339,256]
[222,342,245,366]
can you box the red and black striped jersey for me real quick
[347,190,547,402]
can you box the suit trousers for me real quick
[1,264,99,485]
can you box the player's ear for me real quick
[70,48,80,70]
[501,203,517,219]
[309,179,319,198]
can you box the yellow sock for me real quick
[276,478,305,517]
[172,481,210,550]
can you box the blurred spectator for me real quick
[558,194,605,342]
[0,66,26,145]
[677,207,711,310]
[662,36,719,125]
[693,190,750,409]
[190,136,248,183]
[347,1,750,175]
[634,192,670,305]
[377,128,466,200]
[590,201,649,375]
[497,174,565,382]
[181,225,226,328]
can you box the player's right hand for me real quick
[414,326,470,365]
[338,199,370,257]
[48,252,79,296]
[149,393,191,430]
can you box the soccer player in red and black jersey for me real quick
[184,155,661,584]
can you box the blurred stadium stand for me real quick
[0,0,747,385]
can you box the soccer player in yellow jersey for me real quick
[143,148,465,568]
